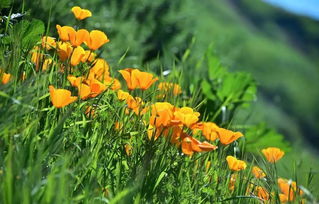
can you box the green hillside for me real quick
[188,0,319,149]
[185,0,319,188]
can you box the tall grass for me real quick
[0,2,317,204]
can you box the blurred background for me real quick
[11,0,319,188]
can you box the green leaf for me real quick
[244,123,291,153]
[153,171,166,192]
[201,80,216,100]
[12,19,44,49]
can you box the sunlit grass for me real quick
[0,3,317,203]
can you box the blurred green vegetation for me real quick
[189,0,319,149]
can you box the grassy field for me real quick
[1,0,319,202]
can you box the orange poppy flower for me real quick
[86,30,109,50]
[147,124,162,140]
[279,193,288,203]
[189,137,203,152]
[148,125,183,143]
[262,147,284,163]
[41,36,56,50]
[117,90,130,101]
[72,29,90,47]
[217,128,243,145]
[49,85,77,108]
[1,72,11,84]
[173,107,200,128]
[278,178,303,201]
[89,79,107,97]
[57,42,73,61]
[71,6,92,20]
[88,58,110,81]
[71,46,86,66]
[118,68,138,89]
[68,75,85,87]
[118,68,158,90]
[117,90,145,115]
[170,125,186,145]
[150,102,175,127]
[256,186,269,201]
[103,77,121,90]
[192,122,219,141]
[181,136,194,155]
[252,166,266,179]
[76,82,91,100]
[56,25,76,42]
[81,50,96,63]
[197,141,218,151]
[226,156,247,171]
[180,136,217,156]
[126,96,143,115]
[30,47,44,70]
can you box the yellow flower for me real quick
[86,30,109,50]
[41,36,56,50]
[67,75,85,87]
[150,102,175,127]
[262,147,284,163]
[1,72,11,84]
[181,136,217,156]
[217,128,243,145]
[104,78,121,90]
[72,29,90,47]
[30,46,44,70]
[70,46,86,66]
[173,107,200,128]
[117,90,130,101]
[57,42,73,61]
[56,25,76,42]
[81,50,96,63]
[192,122,219,141]
[278,178,303,202]
[181,136,194,156]
[88,58,110,81]
[117,90,145,115]
[256,186,269,201]
[76,82,91,100]
[197,141,218,152]
[118,68,158,90]
[89,79,107,98]
[49,85,77,108]
[226,156,247,171]
[71,6,92,20]
[252,166,266,179]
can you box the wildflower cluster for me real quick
[0,6,311,203]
